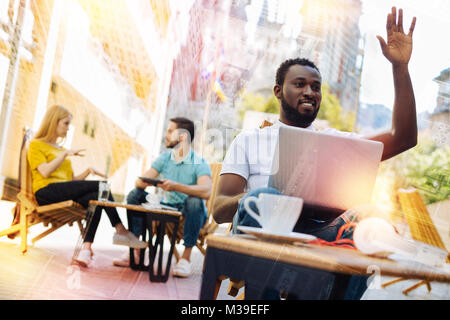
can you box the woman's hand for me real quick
[65,148,86,157]
[88,167,108,179]
[73,167,107,181]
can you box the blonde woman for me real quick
[28,105,146,267]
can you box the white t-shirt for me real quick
[221,120,361,192]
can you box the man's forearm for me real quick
[174,183,211,200]
[212,193,246,224]
[391,63,417,149]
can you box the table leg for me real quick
[200,248,220,299]
[244,282,268,299]
[147,218,158,277]
[146,216,180,282]
[157,221,165,277]
[200,247,343,300]
[165,219,179,278]
[148,220,166,282]
[328,274,352,300]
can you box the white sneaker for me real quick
[75,249,92,267]
[113,231,147,249]
[112,250,140,267]
[173,258,192,278]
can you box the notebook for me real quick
[269,126,384,221]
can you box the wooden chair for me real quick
[167,163,222,261]
[214,120,275,299]
[0,128,87,253]
[381,188,449,294]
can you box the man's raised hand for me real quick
[376,7,416,66]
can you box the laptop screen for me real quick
[269,126,383,218]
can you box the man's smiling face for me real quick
[275,64,322,127]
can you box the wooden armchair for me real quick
[166,163,222,261]
[0,128,87,253]
[382,188,449,294]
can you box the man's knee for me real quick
[245,187,281,199]
[127,188,147,205]
[183,196,204,216]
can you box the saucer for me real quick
[237,226,317,243]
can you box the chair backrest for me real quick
[18,128,37,206]
[397,188,447,251]
[205,120,270,214]
[206,163,222,215]
[260,120,273,129]
[202,122,271,233]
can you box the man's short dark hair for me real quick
[275,58,320,86]
[170,117,195,142]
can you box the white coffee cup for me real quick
[243,193,304,233]
[98,181,111,202]
[145,194,161,206]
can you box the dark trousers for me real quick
[35,180,122,243]
[126,188,207,247]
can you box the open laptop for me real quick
[269,126,384,221]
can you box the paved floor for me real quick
[0,200,210,300]
[0,200,448,300]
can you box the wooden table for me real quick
[200,234,450,300]
[84,200,182,282]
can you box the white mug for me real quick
[145,194,161,206]
[243,193,303,233]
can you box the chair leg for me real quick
[196,243,206,256]
[20,213,28,254]
[76,220,84,233]
[213,276,228,300]
[173,246,180,262]
[0,224,20,238]
[32,225,61,244]
[227,279,245,297]
[382,278,432,295]
[214,280,221,299]
[425,281,432,292]
[236,290,245,300]
[403,280,431,295]
[381,277,406,288]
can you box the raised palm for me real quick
[377,7,416,65]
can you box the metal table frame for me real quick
[79,201,181,283]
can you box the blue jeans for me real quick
[126,188,207,248]
[235,187,368,300]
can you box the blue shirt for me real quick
[151,148,211,206]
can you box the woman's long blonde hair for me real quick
[34,105,72,144]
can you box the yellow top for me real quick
[27,139,73,193]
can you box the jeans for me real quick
[234,187,368,300]
[126,188,207,248]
